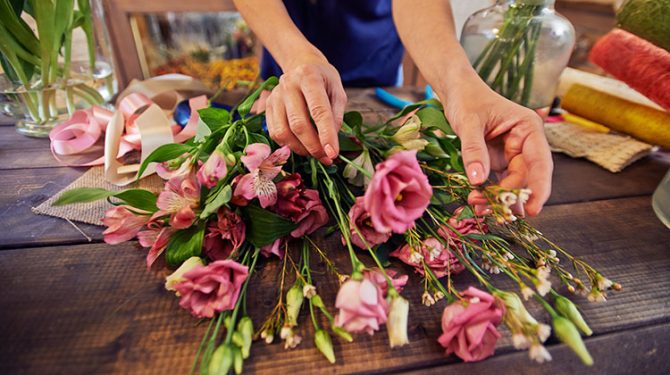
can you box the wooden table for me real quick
[1,88,669,374]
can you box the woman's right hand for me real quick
[263,55,347,165]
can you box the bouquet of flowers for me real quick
[55,77,619,373]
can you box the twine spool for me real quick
[617,0,670,52]
[562,84,670,148]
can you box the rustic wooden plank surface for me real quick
[1,196,668,374]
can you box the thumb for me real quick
[458,119,490,185]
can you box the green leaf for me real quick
[137,143,193,179]
[416,106,454,135]
[385,98,443,124]
[338,133,362,152]
[165,223,206,267]
[114,190,158,212]
[457,206,475,220]
[241,204,297,247]
[53,187,158,212]
[343,111,363,130]
[198,107,231,132]
[237,77,279,118]
[194,118,212,143]
[200,185,232,219]
[243,114,264,132]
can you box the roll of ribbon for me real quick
[616,0,670,52]
[49,74,211,185]
[562,84,670,149]
[589,29,670,111]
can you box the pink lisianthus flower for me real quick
[347,197,391,249]
[438,207,488,243]
[101,206,151,245]
[390,237,464,278]
[233,143,290,208]
[156,153,194,180]
[156,173,201,229]
[438,287,505,362]
[364,150,432,234]
[203,207,246,260]
[137,219,175,268]
[174,260,249,318]
[334,278,388,335]
[197,149,228,189]
[274,174,329,237]
[363,268,409,296]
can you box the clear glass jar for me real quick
[460,0,575,109]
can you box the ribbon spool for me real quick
[562,84,670,149]
[49,74,212,185]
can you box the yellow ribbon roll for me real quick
[562,84,670,148]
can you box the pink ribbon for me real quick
[49,92,207,170]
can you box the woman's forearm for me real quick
[233,0,327,70]
[391,0,484,98]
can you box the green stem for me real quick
[224,248,261,344]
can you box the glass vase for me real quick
[0,1,117,138]
[460,0,575,109]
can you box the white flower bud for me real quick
[303,284,317,299]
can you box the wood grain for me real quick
[1,196,668,374]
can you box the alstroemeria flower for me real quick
[438,287,505,362]
[203,207,246,260]
[156,174,201,229]
[343,149,374,188]
[138,220,175,268]
[390,115,428,152]
[101,206,150,245]
[156,153,194,180]
[364,150,432,234]
[233,143,290,208]
[197,149,228,189]
[391,237,464,278]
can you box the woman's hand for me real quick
[263,55,347,165]
[442,78,553,216]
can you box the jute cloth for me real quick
[32,166,164,226]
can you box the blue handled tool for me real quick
[374,85,435,109]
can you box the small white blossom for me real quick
[587,289,607,302]
[512,333,530,350]
[535,279,552,296]
[427,244,441,261]
[284,333,302,349]
[537,324,551,343]
[529,344,552,363]
[521,286,535,301]
[280,326,292,340]
[303,284,317,299]
[498,192,518,207]
[260,330,274,344]
[518,189,532,204]
[433,291,445,301]
[503,251,515,260]
[422,292,436,306]
[597,275,613,290]
[470,296,481,304]
[537,266,551,280]
[409,250,424,264]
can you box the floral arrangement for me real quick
[55,77,619,373]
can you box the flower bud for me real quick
[260,329,274,344]
[387,295,410,348]
[237,316,254,358]
[314,329,336,364]
[391,115,428,151]
[424,137,449,158]
[311,294,325,309]
[493,290,537,324]
[553,316,594,366]
[332,326,354,343]
[286,284,304,326]
[209,344,234,375]
[165,256,205,293]
[303,284,317,299]
[554,295,592,336]
[233,346,243,374]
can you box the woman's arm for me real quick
[392,0,553,216]
[233,0,346,164]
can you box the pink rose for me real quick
[347,197,391,249]
[363,268,409,297]
[101,206,150,245]
[438,207,488,243]
[364,150,432,234]
[197,149,228,189]
[438,287,505,362]
[391,237,464,278]
[274,174,329,238]
[203,207,246,260]
[174,260,249,318]
[290,189,328,237]
[334,278,388,335]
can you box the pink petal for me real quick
[241,143,271,171]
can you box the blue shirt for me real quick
[260,0,404,87]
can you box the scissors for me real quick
[374,85,436,109]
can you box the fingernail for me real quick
[467,162,485,184]
[324,144,337,159]
[320,157,332,165]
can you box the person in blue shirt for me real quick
[233,0,553,216]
